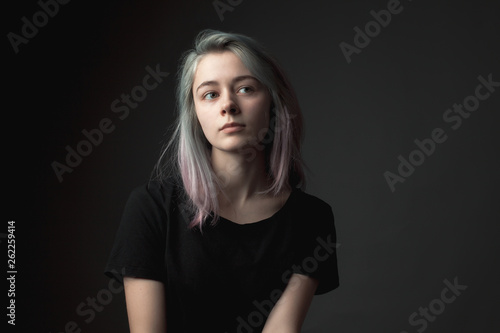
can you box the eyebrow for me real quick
[195,75,258,93]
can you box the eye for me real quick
[238,86,253,94]
[203,92,218,100]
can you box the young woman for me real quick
[105,29,339,333]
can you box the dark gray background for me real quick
[5,0,499,332]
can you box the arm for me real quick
[123,277,167,333]
[262,273,319,333]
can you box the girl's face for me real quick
[192,51,272,154]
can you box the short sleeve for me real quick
[292,198,339,295]
[104,182,168,284]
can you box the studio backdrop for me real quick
[5,0,499,332]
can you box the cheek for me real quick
[196,112,209,134]
[250,97,271,128]
[195,107,217,139]
[258,110,270,132]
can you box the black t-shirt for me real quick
[104,177,339,333]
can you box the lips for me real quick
[220,122,245,131]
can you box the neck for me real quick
[211,147,271,205]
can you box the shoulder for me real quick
[126,175,184,215]
[290,187,336,237]
[293,187,334,216]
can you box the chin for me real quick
[213,141,261,155]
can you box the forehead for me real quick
[193,51,253,85]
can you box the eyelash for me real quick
[203,86,254,100]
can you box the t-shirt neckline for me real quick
[217,187,298,228]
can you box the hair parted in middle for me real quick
[154,29,306,230]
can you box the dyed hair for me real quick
[154,29,305,230]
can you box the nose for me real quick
[220,92,240,116]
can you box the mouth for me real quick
[220,122,245,131]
